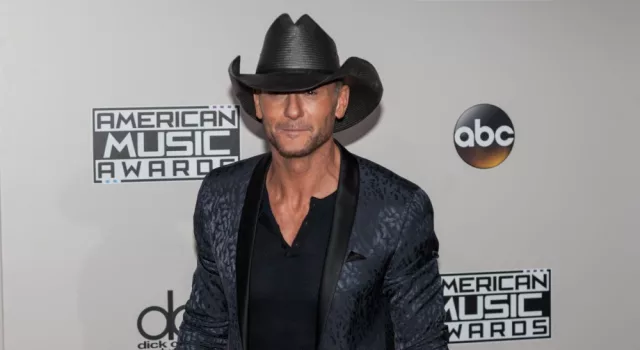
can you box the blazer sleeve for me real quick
[176,178,229,350]
[382,188,449,350]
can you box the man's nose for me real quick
[284,94,303,120]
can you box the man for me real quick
[176,13,449,350]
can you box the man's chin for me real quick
[267,132,332,159]
[267,136,306,156]
[274,145,313,158]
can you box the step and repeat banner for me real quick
[1,1,638,349]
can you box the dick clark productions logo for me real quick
[137,290,185,349]
[454,103,515,169]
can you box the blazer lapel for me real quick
[316,141,360,345]
[236,152,271,350]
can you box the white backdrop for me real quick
[1,0,639,349]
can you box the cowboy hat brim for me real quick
[228,55,383,133]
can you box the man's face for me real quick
[253,82,350,158]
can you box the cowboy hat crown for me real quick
[228,13,383,132]
[256,14,340,74]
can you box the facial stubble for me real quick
[263,98,339,159]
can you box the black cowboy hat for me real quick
[228,13,383,133]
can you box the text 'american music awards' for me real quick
[92,105,241,183]
[442,269,551,344]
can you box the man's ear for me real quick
[335,84,350,120]
[253,92,262,120]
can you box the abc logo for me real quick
[453,104,515,169]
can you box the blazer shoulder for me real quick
[354,154,432,207]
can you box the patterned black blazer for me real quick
[176,141,449,350]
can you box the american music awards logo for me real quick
[442,269,551,344]
[92,105,241,184]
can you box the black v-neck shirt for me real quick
[247,187,337,350]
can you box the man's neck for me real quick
[266,140,341,207]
